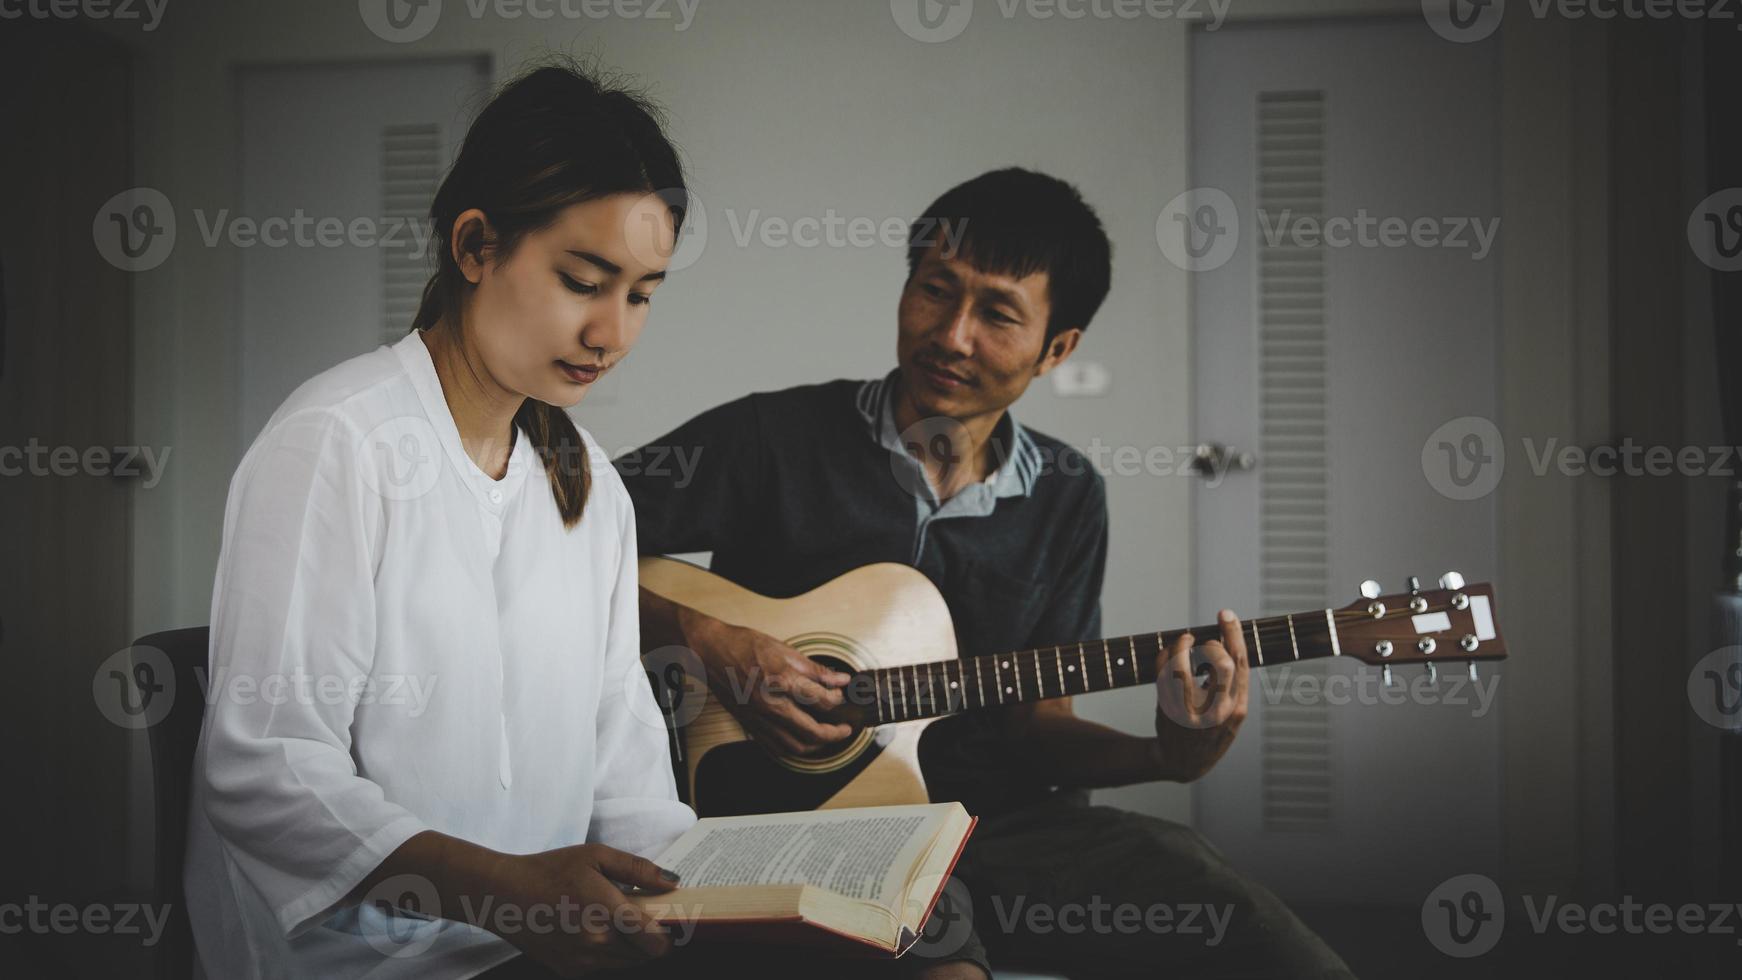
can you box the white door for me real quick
[1188,18,1502,904]
[239,58,490,448]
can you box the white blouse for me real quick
[184,329,695,979]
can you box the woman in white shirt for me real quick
[184,63,697,979]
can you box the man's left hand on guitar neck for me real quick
[1004,609,1251,787]
[1151,609,1252,782]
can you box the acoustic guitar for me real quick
[639,557,1507,818]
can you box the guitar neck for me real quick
[867,609,1345,724]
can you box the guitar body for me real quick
[640,556,954,817]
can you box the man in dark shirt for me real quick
[615,169,1352,979]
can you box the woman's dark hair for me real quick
[904,167,1112,346]
[411,60,687,529]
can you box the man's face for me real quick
[895,243,1074,423]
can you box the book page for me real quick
[653,804,947,909]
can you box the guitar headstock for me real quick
[1333,573,1506,672]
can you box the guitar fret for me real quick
[1053,646,1065,694]
[1252,620,1264,666]
[1324,609,1341,657]
[1076,644,1088,693]
[897,668,908,719]
[1103,639,1114,688]
[1014,655,1024,701]
[975,656,986,708]
[996,658,1006,704]
[1032,650,1044,699]
[1128,636,1139,683]
[1287,614,1300,660]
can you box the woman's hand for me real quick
[682,608,853,756]
[353,832,683,977]
[485,843,682,976]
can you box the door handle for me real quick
[1190,442,1257,480]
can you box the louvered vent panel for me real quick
[1256,91,1333,833]
[381,124,441,344]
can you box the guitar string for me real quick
[866,601,1485,720]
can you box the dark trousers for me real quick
[932,794,1354,979]
[481,795,1354,979]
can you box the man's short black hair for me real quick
[905,167,1113,344]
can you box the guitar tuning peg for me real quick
[1468,661,1478,681]
[1439,571,1465,591]
[1359,579,1382,600]
[1382,664,1395,688]
[1408,576,1422,595]
[1425,662,1439,686]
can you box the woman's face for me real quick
[456,193,677,409]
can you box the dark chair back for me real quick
[131,627,209,980]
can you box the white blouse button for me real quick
[488,487,503,504]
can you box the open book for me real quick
[631,802,975,957]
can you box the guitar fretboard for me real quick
[867,610,1344,724]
